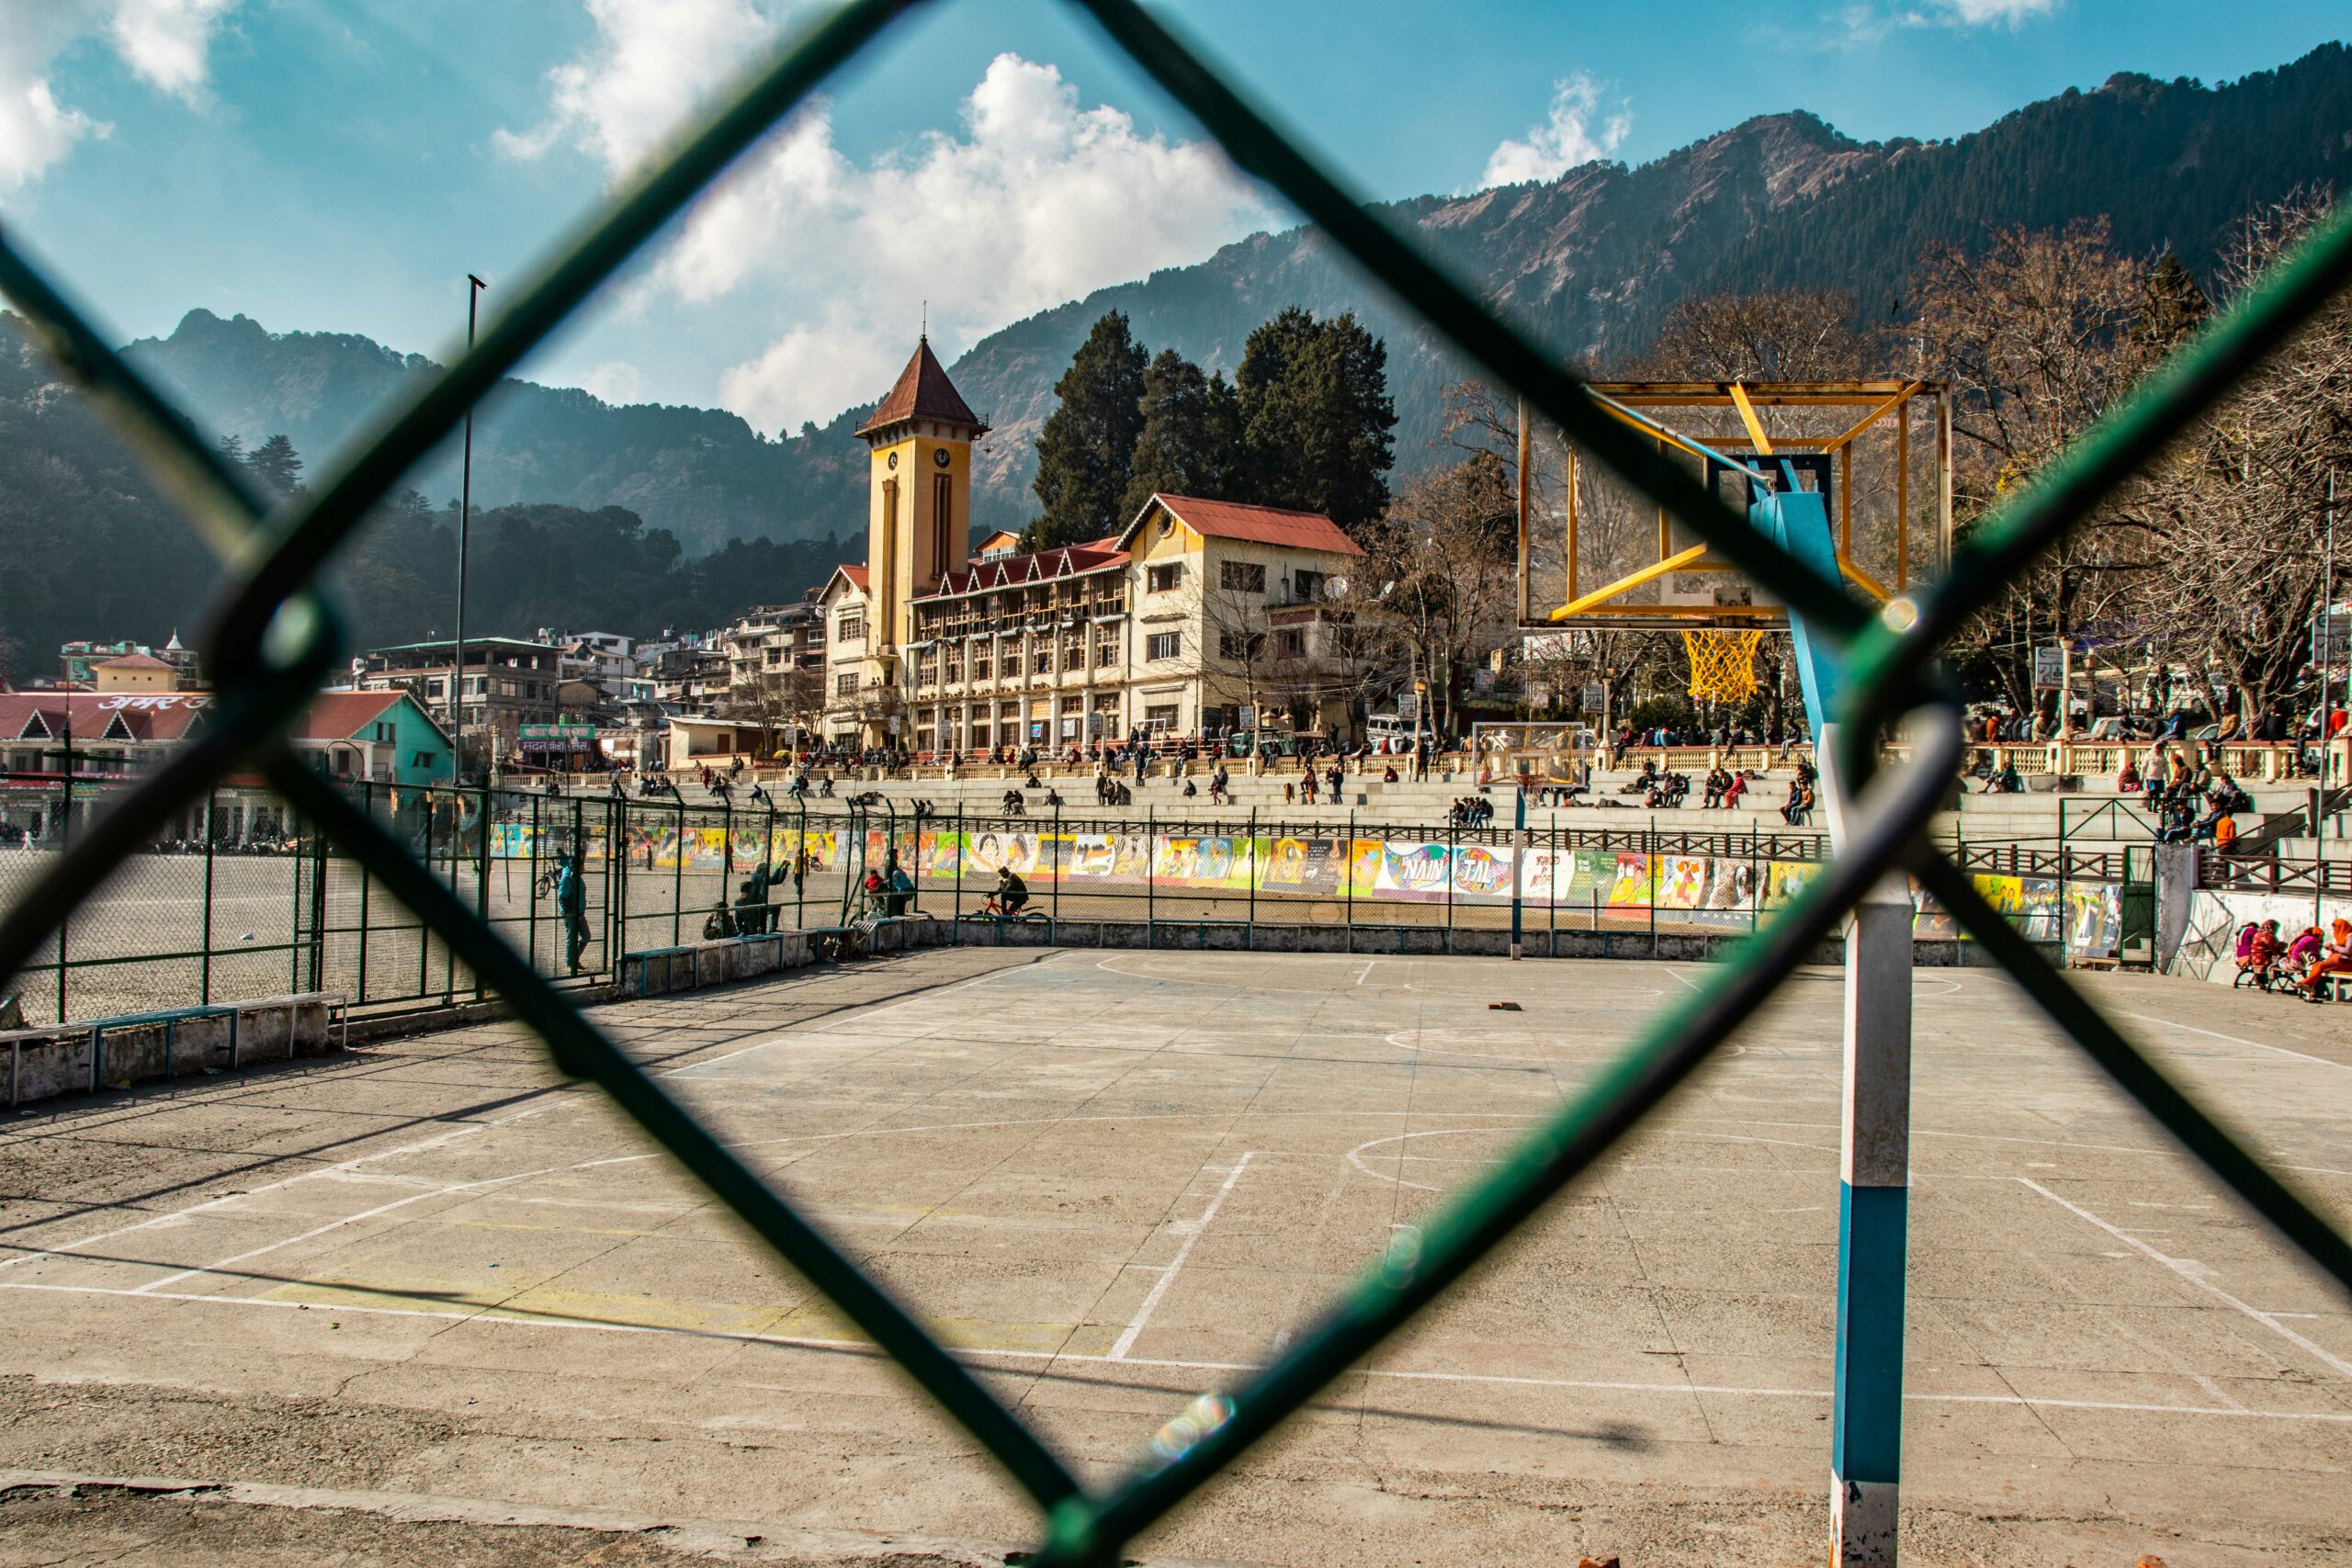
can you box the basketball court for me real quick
[3,944,2348,1563]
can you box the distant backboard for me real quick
[1521,381,1951,631]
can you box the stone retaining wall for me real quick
[3,992,343,1109]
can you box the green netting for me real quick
[3,3,2350,1562]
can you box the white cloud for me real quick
[493,0,778,173]
[1837,0,2060,42]
[1479,73,1631,190]
[0,1,236,194]
[107,0,239,98]
[1936,0,2058,22]
[580,360,646,405]
[505,17,1276,436]
[718,310,902,440]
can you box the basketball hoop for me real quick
[1682,627,1764,704]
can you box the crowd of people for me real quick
[2234,917,2352,1002]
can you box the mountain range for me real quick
[10,42,2348,673]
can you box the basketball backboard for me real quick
[1519,380,1952,631]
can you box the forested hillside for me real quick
[8,43,2346,676]
[0,322,845,682]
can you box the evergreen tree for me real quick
[1236,307,1396,535]
[1028,310,1148,550]
[1119,350,1244,521]
[2132,248,2212,356]
[245,433,304,498]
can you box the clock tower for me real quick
[854,336,987,657]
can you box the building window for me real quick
[1219,561,1265,592]
[1147,563,1182,593]
[1059,695,1082,715]
[1146,632,1180,662]
[933,471,954,570]
[1093,637,1117,668]
[835,672,860,696]
[1146,703,1180,728]
[971,648,991,680]
[840,612,865,643]
[1294,570,1326,601]
[1276,629,1306,658]
[1219,631,1264,661]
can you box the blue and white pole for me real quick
[1820,725,1912,1564]
[1759,487,1912,1565]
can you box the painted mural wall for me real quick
[498,823,2122,955]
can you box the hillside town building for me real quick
[816,339,1365,751]
[354,636,563,750]
[0,689,450,785]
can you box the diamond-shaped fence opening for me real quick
[3,3,2350,1562]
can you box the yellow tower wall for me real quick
[865,430,973,649]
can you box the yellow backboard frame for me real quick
[1524,379,1952,631]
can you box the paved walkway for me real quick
[2,948,2347,1564]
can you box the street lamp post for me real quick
[452,273,486,782]
[2319,469,2338,789]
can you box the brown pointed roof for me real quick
[854,337,987,439]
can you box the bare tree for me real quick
[1621,288,1881,382]
[2117,190,2352,728]
[1354,456,1522,738]
[1910,220,2159,716]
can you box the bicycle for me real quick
[978,894,1047,922]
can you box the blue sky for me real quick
[5,0,2346,438]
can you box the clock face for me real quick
[886,451,899,470]
[933,447,952,468]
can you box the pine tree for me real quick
[1236,308,1396,535]
[1119,350,1244,521]
[1028,311,1148,550]
[246,433,304,499]
[2132,248,2212,357]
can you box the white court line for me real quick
[1663,967,1704,993]
[1346,1127,1503,1193]
[2111,1010,2352,1074]
[2017,1178,2352,1383]
[1110,1153,1256,1360]
[4,1279,2346,1427]
[133,1189,451,1296]
[0,1101,566,1277]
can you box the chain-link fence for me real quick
[0,770,2143,1025]
[2,3,2349,1562]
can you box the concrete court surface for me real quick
[0,947,2348,1567]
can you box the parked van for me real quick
[1363,714,1416,754]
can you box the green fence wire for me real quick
[3,2,2350,1562]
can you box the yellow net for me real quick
[1682,627,1764,704]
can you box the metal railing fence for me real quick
[0,778,2145,1026]
[2,3,2350,1562]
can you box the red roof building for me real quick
[0,689,450,785]
[1117,494,1365,557]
